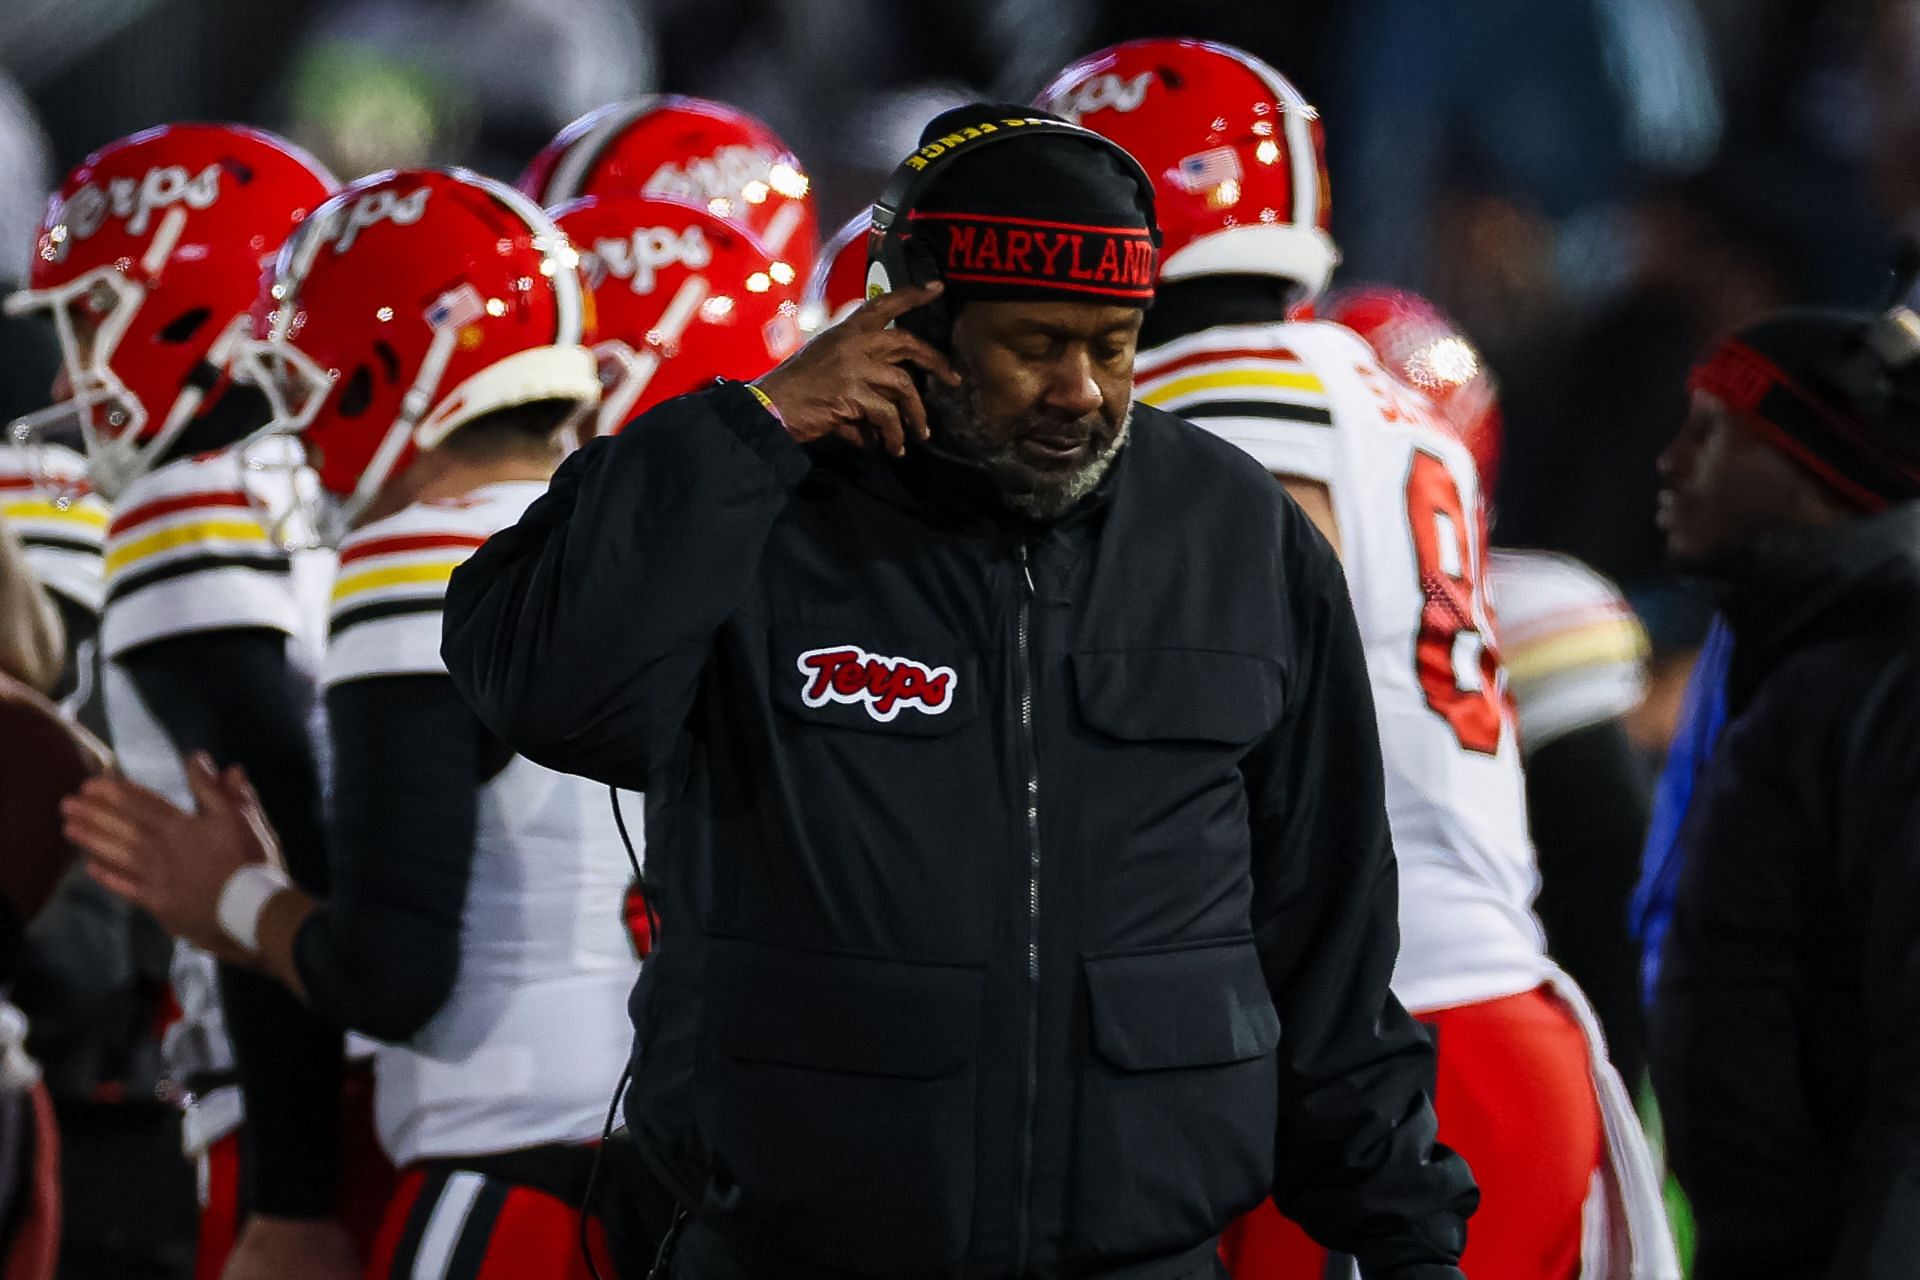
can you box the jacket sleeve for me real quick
[1244,504,1478,1278]
[442,383,810,789]
[1827,665,1920,1279]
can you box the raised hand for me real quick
[61,752,280,961]
[755,281,962,457]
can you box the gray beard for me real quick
[1002,415,1129,521]
[923,378,1132,522]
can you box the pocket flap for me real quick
[707,937,982,1079]
[1084,938,1280,1071]
[1071,651,1283,746]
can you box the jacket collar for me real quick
[1720,502,1920,694]
[812,414,1132,540]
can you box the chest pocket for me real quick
[769,624,979,737]
[1070,649,1285,746]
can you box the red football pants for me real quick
[1220,985,1604,1280]
[366,1166,614,1280]
[193,1063,396,1280]
[194,1132,241,1280]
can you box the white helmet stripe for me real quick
[1226,44,1322,234]
[1283,99,1317,231]
[544,97,660,204]
[463,168,586,347]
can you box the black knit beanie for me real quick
[1689,307,1920,511]
[892,103,1157,308]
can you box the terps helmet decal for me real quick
[1040,39,1336,300]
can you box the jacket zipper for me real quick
[1012,542,1041,1275]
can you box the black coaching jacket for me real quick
[1650,504,1920,1280]
[441,382,1475,1280]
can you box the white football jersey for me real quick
[1488,550,1648,756]
[1137,320,1551,1012]
[326,481,639,1166]
[0,442,108,614]
[98,445,335,1155]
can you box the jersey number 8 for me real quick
[1404,449,1506,755]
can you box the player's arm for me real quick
[268,674,480,1041]
[72,672,483,1044]
[1274,474,1343,560]
[1246,499,1476,1274]
[116,628,344,1220]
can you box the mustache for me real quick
[1015,410,1110,441]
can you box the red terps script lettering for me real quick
[797,645,957,722]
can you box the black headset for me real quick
[866,110,1160,349]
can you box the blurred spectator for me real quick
[1494,175,1796,590]
[1324,0,1720,294]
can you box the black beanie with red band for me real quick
[1689,307,1920,512]
[902,104,1158,309]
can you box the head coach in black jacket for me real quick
[441,105,1476,1280]
[1651,305,1920,1279]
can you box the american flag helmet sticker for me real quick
[425,283,486,331]
[1172,147,1243,194]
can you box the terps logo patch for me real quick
[798,645,956,722]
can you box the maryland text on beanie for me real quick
[1689,307,1920,511]
[901,104,1158,307]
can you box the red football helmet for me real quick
[800,209,872,335]
[236,168,599,540]
[519,96,819,265]
[554,195,802,434]
[1323,286,1504,486]
[4,124,336,498]
[1040,39,1337,300]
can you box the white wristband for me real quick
[215,863,291,953]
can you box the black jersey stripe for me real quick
[1173,399,1334,426]
[330,595,445,641]
[104,549,291,604]
[19,533,104,556]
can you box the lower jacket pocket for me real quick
[1069,936,1281,1262]
[695,937,982,1277]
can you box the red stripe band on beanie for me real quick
[1689,339,1920,510]
[905,211,1156,301]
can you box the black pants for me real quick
[667,1219,1230,1280]
[53,1098,198,1279]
